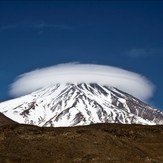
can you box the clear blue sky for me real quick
[0,1,163,110]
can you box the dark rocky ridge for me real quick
[0,113,17,126]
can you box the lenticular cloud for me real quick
[10,63,155,101]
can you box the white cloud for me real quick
[126,48,163,58]
[126,49,147,57]
[0,22,72,31]
[10,63,155,101]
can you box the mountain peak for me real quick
[0,83,163,127]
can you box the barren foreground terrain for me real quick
[0,114,163,163]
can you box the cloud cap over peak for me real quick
[10,63,155,101]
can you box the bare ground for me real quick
[0,123,163,163]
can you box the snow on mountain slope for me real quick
[0,83,163,127]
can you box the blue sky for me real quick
[0,1,163,110]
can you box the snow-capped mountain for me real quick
[0,83,163,127]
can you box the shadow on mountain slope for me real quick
[0,121,163,163]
